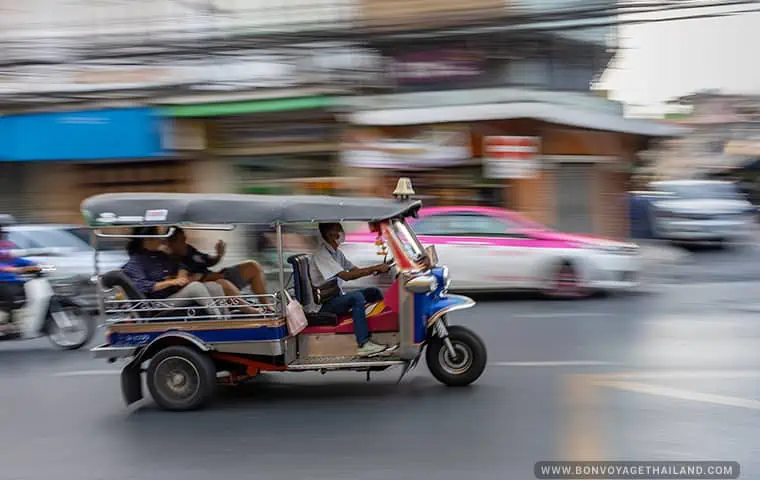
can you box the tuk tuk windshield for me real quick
[391,219,425,262]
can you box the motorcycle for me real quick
[0,265,96,350]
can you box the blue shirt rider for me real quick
[0,222,39,332]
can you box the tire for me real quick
[543,261,589,300]
[47,305,96,350]
[426,325,487,387]
[146,346,217,412]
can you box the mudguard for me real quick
[426,294,475,327]
[121,356,143,406]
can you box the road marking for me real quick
[491,361,617,367]
[562,374,605,460]
[594,370,760,381]
[596,380,760,411]
[512,312,609,319]
[52,370,120,377]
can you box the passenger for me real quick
[0,223,40,334]
[166,227,273,312]
[122,227,225,319]
[311,222,393,357]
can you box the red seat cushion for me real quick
[302,303,398,335]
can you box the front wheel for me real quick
[146,346,217,411]
[47,304,95,350]
[426,325,487,387]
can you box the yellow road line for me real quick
[561,374,605,460]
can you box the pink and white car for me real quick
[341,206,641,298]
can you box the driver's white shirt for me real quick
[310,239,356,295]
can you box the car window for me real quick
[20,229,91,250]
[66,227,124,251]
[413,214,514,237]
[5,231,36,249]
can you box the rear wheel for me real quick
[146,346,217,411]
[426,325,487,387]
[544,262,589,300]
[47,305,95,350]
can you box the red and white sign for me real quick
[483,136,540,179]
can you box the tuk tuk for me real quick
[83,180,487,411]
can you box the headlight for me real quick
[405,275,438,293]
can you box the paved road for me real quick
[1,247,760,480]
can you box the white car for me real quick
[342,206,641,298]
[649,180,756,245]
[5,224,129,308]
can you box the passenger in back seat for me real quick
[122,227,225,319]
[166,227,272,314]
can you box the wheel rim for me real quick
[49,308,88,348]
[551,266,583,298]
[438,341,473,376]
[154,356,201,404]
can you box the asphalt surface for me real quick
[1,243,760,480]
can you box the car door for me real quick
[411,213,527,290]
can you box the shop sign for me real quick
[0,107,163,161]
[388,49,484,84]
[213,120,335,148]
[340,125,472,169]
[483,136,540,179]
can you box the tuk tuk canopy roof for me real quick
[81,193,422,227]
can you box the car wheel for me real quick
[544,262,590,300]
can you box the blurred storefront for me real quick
[160,95,346,196]
[0,107,173,223]
[158,94,347,259]
[342,89,685,239]
[340,123,504,206]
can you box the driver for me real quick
[311,223,393,357]
[0,223,40,334]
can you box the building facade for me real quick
[0,0,682,239]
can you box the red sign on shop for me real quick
[483,136,540,179]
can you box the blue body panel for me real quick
[414,266,475,342]
[413,293,430,343]
[427,295,471,319]
[108,325,288,348]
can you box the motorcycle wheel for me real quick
[47,305,95,350]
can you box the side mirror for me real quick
[425,245,438,266]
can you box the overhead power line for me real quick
[0,0,758,101]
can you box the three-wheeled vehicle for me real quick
[84,182,487,411]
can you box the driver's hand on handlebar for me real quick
[375,263,391,274]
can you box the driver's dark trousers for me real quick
[319,287,383,346]
[0,282,26,324]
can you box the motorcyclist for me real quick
[0,222,40,335]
